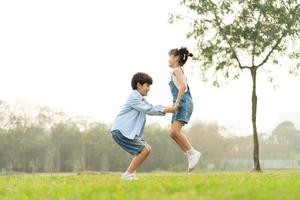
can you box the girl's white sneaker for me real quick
[121,172,139,181]
[188,150,201,172]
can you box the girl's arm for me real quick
[174,67,187,107]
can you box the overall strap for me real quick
[172,67,189,88]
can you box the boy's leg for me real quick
[126,144,151,173]
[170,121,192,153]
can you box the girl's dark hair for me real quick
[168,47,193,66]
[131,72,153,90]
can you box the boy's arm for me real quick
[129,95,177,115]
[164,106,177,113]
[130,96,165,116]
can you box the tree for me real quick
[20,126,49,172]
[270,121,300,157]
[51,123,81,172]
[170,0,300,171]
[84,122,113,171]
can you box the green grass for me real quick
[0,170,300,200]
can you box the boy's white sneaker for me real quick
[188,150,201,172]
[121,172,139,181]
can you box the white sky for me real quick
[0,0,299,135]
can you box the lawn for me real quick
[0,170,299,200]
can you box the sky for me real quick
[0,0,299,135]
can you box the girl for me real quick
[168,47,201,172]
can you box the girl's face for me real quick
[168,54,179,68]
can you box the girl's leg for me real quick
[170,121,201,172]
[170,121,192,153]
[126,144,151,173]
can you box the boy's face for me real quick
[137,83,151,96]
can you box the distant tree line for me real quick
[0,100,299,173]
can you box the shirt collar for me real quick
[132,90,144,100]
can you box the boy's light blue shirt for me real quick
[111,90,165,140]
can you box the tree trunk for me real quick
[81,142,86,171]
[56,148,60,172]
[250,68,261,171]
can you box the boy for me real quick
[111,72,176,180]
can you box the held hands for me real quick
[174,102,180,108]
[164,105,178,113]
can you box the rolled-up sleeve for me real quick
[129,95,165,116]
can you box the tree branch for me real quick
[257,3,300,68]
[252,13,262,67]
[256,35,285,68]
[211,7,251,70]
[257,34,286,68]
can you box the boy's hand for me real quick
[164,106,178,113]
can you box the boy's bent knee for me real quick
[145,144,152,154]
[140,144,151,155]
[142,144,151,155]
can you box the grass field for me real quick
[0,170,300,200]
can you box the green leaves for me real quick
[168,14,183,24]
[171,0,300,83]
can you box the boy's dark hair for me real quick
[168,47,193,66]
[131,72,153,90]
